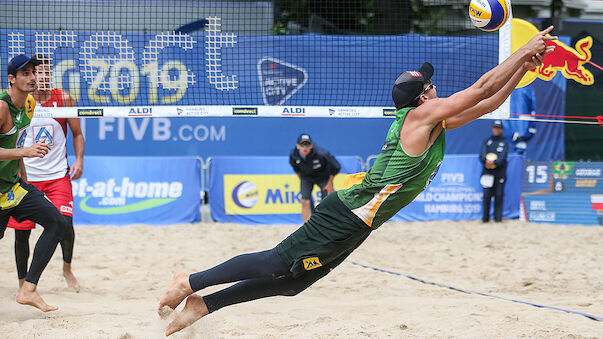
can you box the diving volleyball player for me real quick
[158,26,557,336]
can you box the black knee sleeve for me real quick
[60,216,75,264]
[14,229,31,280]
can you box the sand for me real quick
[1,219,602,338]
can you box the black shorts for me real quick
[0,179,62,239]
[276,193,371,278]
[299,176,329,200]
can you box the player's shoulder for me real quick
[0,98,8,116]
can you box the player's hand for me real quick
[523,25,557,56]
[70,158,84,180]
[22,141,50,158]
[524,52,544,70]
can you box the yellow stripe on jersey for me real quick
[351,183,403,227]
[341,172,366,189]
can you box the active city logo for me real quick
[231,181,259,208]
[72,177,183,215]
[258,57,308,105]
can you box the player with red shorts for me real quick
[7,55,84,292]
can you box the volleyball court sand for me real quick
[1,220,601,338]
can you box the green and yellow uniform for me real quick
[0,92,35,208]
[338,107,445,228]
[277,107,445,276]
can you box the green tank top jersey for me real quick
[338,107,445,229]
[0,91,34,194]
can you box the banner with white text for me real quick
[71,156,200,225]
[209,156,363,224]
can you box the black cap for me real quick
[297,133,312,144]
[7,54,41,76]
[492,120,503,128]
[392,62,434,109]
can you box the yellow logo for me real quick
[303,257,322,270]
[25,94,36,119]
[0,183,28,210]
[224,174,347,215]
[512,18,595,87]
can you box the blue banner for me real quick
[391,155,523,222]
[1,29,496,106]
[522,161,603,225]
[71,156,200,225]
[209,154,522,224]
[209,156,363,224]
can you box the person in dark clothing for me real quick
[480,120,509,223]
[289,133,341,222]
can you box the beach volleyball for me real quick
[469,0,510,31]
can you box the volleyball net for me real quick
[0,0,510,118]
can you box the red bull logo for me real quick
[531,37,594,85]
[512,18,597,87]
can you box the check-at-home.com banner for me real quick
[70,156,200,225]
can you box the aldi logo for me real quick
[258,57,308,105]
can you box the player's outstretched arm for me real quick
[418,26,556,127]
[444,50,552,129]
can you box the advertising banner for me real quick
[71,156,201,225]
[209,156,363,224]
[522,161,603,225]
[0,29,496,107]
[209,154,522,224]
[391,155,523,222]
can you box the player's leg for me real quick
[41,177,80,290]
[166,230,370,336]
[60,216,80,291]
[14,229,32,287]
[493,177,505,222]
[11,180,67,311]
[0,213,7,240]
[159,248,290,314]
[6,216,36,287]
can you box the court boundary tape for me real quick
[345,260,602,321]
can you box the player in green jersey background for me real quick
[157,26,557,336]
[0,54,68,312]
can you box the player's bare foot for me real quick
[158,272,193,317]
[63,263,81,292]
[166,294,209,336]
[16,281,58,312]
[18,278,25,289]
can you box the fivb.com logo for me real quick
[72,177,183,214]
